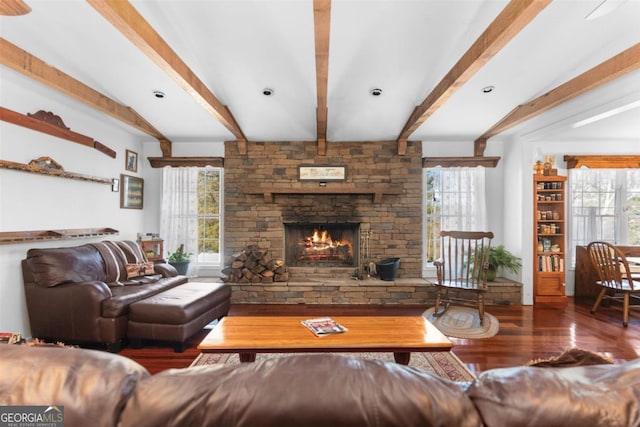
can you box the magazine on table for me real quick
[301,317,348,337]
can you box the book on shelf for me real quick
[301,317,348,337]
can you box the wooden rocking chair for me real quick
[433,230,494,324]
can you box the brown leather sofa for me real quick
[21,240,231,351]
[1,344,639,427]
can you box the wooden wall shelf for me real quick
[0,227,119,245]
[0,159,112,185]
[147,156,224,168]
[0,107,116,158]
[247,184,402,203]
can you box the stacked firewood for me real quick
[221,244,289,283]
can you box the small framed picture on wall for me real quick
[120,174,144,209]
[125,149,138,173]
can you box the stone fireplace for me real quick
[284,222,359,268]
[223,140,425,302]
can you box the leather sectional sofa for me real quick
[1,344,639,427]
[21,240,231,351]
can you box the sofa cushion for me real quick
[90,241,129,283]
[467,358,640,427]
[116,240,149,263]
[102,276,188,318]
[27,244,106,287]
[120,354,482,427]
[0,345,149,427]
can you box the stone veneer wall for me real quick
[224,140,422,271]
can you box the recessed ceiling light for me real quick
[152,90,165,99]
[482,86,495,94]
[370,88,383,97]
[262,88,274,96]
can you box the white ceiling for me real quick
[1,0,639,149]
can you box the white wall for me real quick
[0,74,147,335]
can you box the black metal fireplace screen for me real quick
[284,223,359,267]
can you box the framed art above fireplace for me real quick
[298,165,346,181]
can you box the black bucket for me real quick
[377,257,400,281]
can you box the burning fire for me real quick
[303,228,350,253]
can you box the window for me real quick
[196,169,222,264]
[424,168,487,266]
[161,167,223,269]
[568,168,640,266]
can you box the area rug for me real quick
[423,306,499,339]
[190,351,475,382]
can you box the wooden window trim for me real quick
[564,155,640,169]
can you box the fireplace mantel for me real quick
[247,184,402,203]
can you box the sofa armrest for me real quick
[153,262,178,278]
[24,280,113,342]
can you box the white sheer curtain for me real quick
[440,167,487,231]
[160,167,200,273]
[615,170,629,244]
[425,167,487,267]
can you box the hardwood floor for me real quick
[119,298,640,375]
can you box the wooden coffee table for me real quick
[197,316,452,365]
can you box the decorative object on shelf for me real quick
[126,149,138,172]
[120,174,144,209]
[0,107,116,158]
[28,156,64,171]
[0,227,118,245]
[298,165,346,181]
[533,160,544,175]
[543,155,557,176]
[167,244,191,275]
[487,245,522,282]
[0,158,112,185]
[111,178,119,192]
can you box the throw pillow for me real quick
[126,262,155,279]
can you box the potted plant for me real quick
[487,245,522,281]
[167,244,192,275]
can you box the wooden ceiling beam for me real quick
[0,37,171,155]
[397,0,552,149]
[314,0,331,156]
[88,0,247,152]
[0,0,31,16]
[475,43,640,154]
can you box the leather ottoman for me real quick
[127,282,231,352]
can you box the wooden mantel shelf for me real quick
[0,227,119,245]
[247,184,402,203]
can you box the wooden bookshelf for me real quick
[533,175,567,306]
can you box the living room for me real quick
[1,0,640,370]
